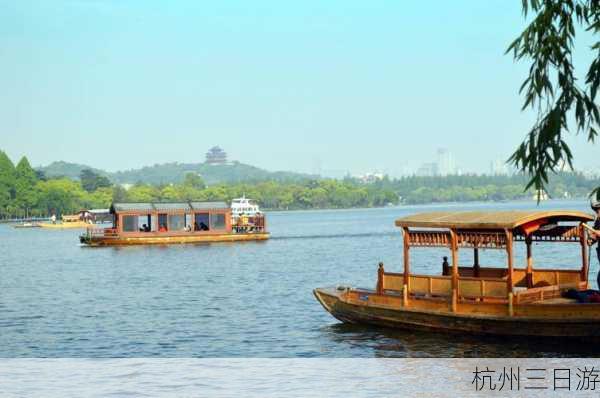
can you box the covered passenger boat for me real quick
[80,201,268,246]
[313,210,600,338]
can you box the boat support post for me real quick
[580,224,589,286]
[376,262,384,295]
[402,227,410,307]
[450,229,458,312]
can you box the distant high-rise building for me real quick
[205,146,228,165]
[416,162,438,177]
[436,148,456,176]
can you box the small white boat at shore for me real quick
[13,222,41,228]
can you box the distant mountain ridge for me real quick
[38,160,317,185]
[39,161,109,180]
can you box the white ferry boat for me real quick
[230,196,261,221]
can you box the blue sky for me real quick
[0,0,598,176]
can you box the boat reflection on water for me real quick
[321,322,600,358]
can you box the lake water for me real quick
[1,200,599,358]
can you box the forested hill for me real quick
[39,160,317,185]
[40,161,108,180]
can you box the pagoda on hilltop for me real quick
[205,146,228,165]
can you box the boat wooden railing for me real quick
[233,215,267,233]
[457,266,527,281]
[409,274,452,297]
[530,269,582,287]
[380,271,404,292]
[457,276,508,301]
[380,271,509,302]
[456,266,509,278]
[87,227,119,238]
[378,269,453,297]
[376,264,586,308]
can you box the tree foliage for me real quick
[15,157,38,212]
[183,172,206,190]
[0,151,16,213]
[507,0,600,199]
[80,168,111,193]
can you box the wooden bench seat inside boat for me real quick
[515,281,586,304]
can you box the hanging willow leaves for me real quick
[507,0,600,199]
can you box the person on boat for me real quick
[50,214,56,224]
[159,224,167,232]
[238,212,248,233]
[442,256,449,276]
[590,198,600,288]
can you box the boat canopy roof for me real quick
[111,201,229,214]
[395,210,593,230]
[89,209,110,214]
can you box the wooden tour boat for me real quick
[79,201,269,246]
[39,214,92,229]
[313,210,600,339]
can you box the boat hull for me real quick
[81,232,270,246]
[39,222,91,229]
[314,287,600,339]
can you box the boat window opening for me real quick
[185,214,193,231]
[122,215,138,232]
[194,213,210,231]
[168,214,185,231]
[158,214,168,232]
[210,213,226,230]
[137,214,152,232]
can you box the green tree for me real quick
[183,172,206,189]
[36,178,86,215]
[15,156,38,216]
[35,169,47,181]
[160,185,181,201]
[80,168,111,192]
[127,184,159,202]
[0,151,16,216]
[507,0,600,198]
[85,187,113,209]
[112,185,128,203]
